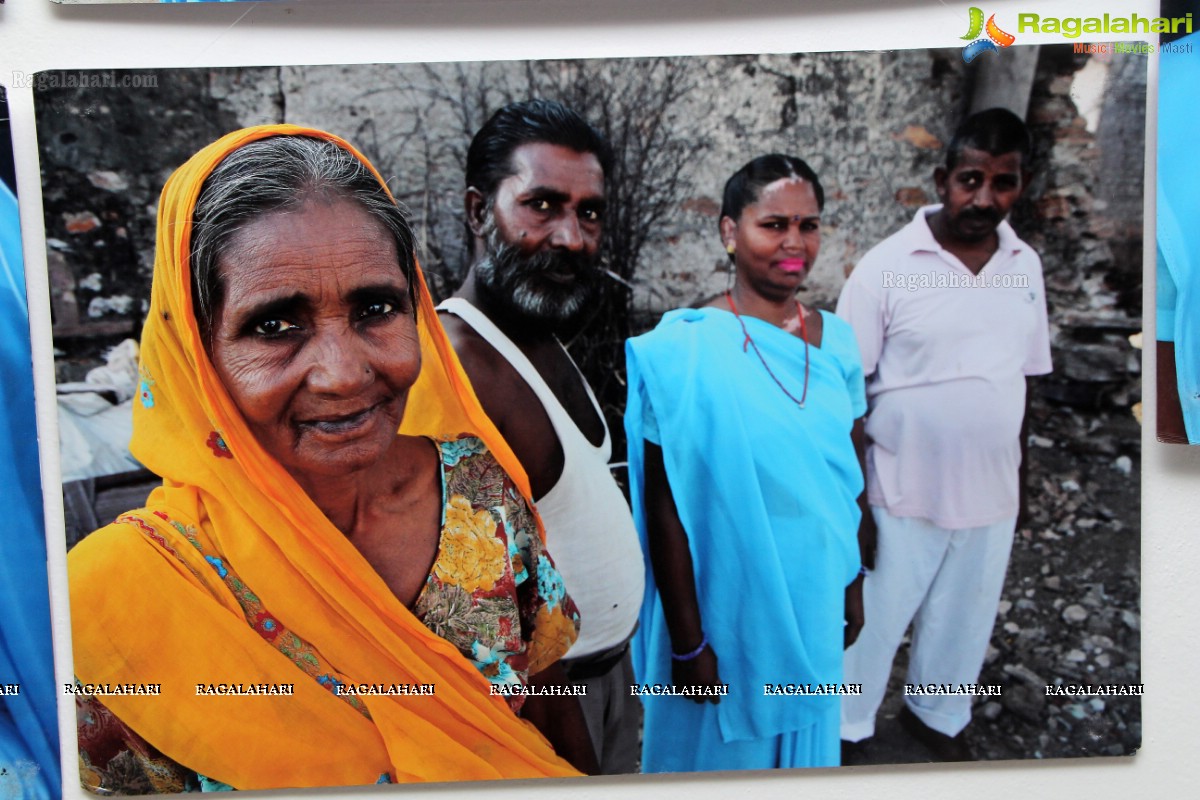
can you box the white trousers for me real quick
[841,506,1016,740]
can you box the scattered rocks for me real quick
[87,170,129,192]
[63,210,102,234]
[1058,342,1130,383]
[1062,604,1089,624]
[971,400,1140,762]
[1004,683,1047,722]
[86,295,134,318]
[1002,663,1044,686]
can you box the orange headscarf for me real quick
[67,125,579,789]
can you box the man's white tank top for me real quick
[438,298,644,658]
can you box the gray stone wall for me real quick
[35,45,1143,410]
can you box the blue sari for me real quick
[625,307,864,771]
[0,180,60,800]
[1158,31,1200,442]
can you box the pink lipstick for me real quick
[776,259,808,274]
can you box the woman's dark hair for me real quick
[189,135,417,341]
[465,99,612,199]
[719,153,825,228]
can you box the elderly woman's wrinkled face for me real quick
[210,196,420,482]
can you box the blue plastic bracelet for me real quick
[671,634,709,661]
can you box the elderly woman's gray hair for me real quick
[189,135,417,341]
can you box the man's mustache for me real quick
[959,208,1002,225]
[491,244,597,280]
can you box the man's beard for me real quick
[474,219,601,334]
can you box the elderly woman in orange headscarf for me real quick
[68,126,596,793]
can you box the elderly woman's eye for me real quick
[360,300,397,319]
[253,318,298,336]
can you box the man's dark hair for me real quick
[465,99,613,198]
[945,107,1032,171]
[719,153,825,226]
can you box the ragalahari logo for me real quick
[961,7,1016,63]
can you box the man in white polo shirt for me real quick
[836,108,1052,761]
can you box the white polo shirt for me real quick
[836,205,1052,529]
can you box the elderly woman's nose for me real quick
[305,327,373,393]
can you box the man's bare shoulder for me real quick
[436,309,536,423]
[436,308,565,495]
[438,311,501,379]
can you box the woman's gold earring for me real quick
[725,244,735,255]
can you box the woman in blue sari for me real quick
[1156,30,1200,444]
[1,176,60,800]
[625,154,869,771]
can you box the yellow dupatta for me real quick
[67,125,580,789]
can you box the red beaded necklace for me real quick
[724,290,810,410]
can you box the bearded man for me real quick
[436,99,645,774]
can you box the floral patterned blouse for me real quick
[77,436,580,794]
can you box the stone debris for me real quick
[86,295,134,318]
[1003,683,1046,722]
[972,399,1140,761]
[63,211,102,234]
[87,170,130,192]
